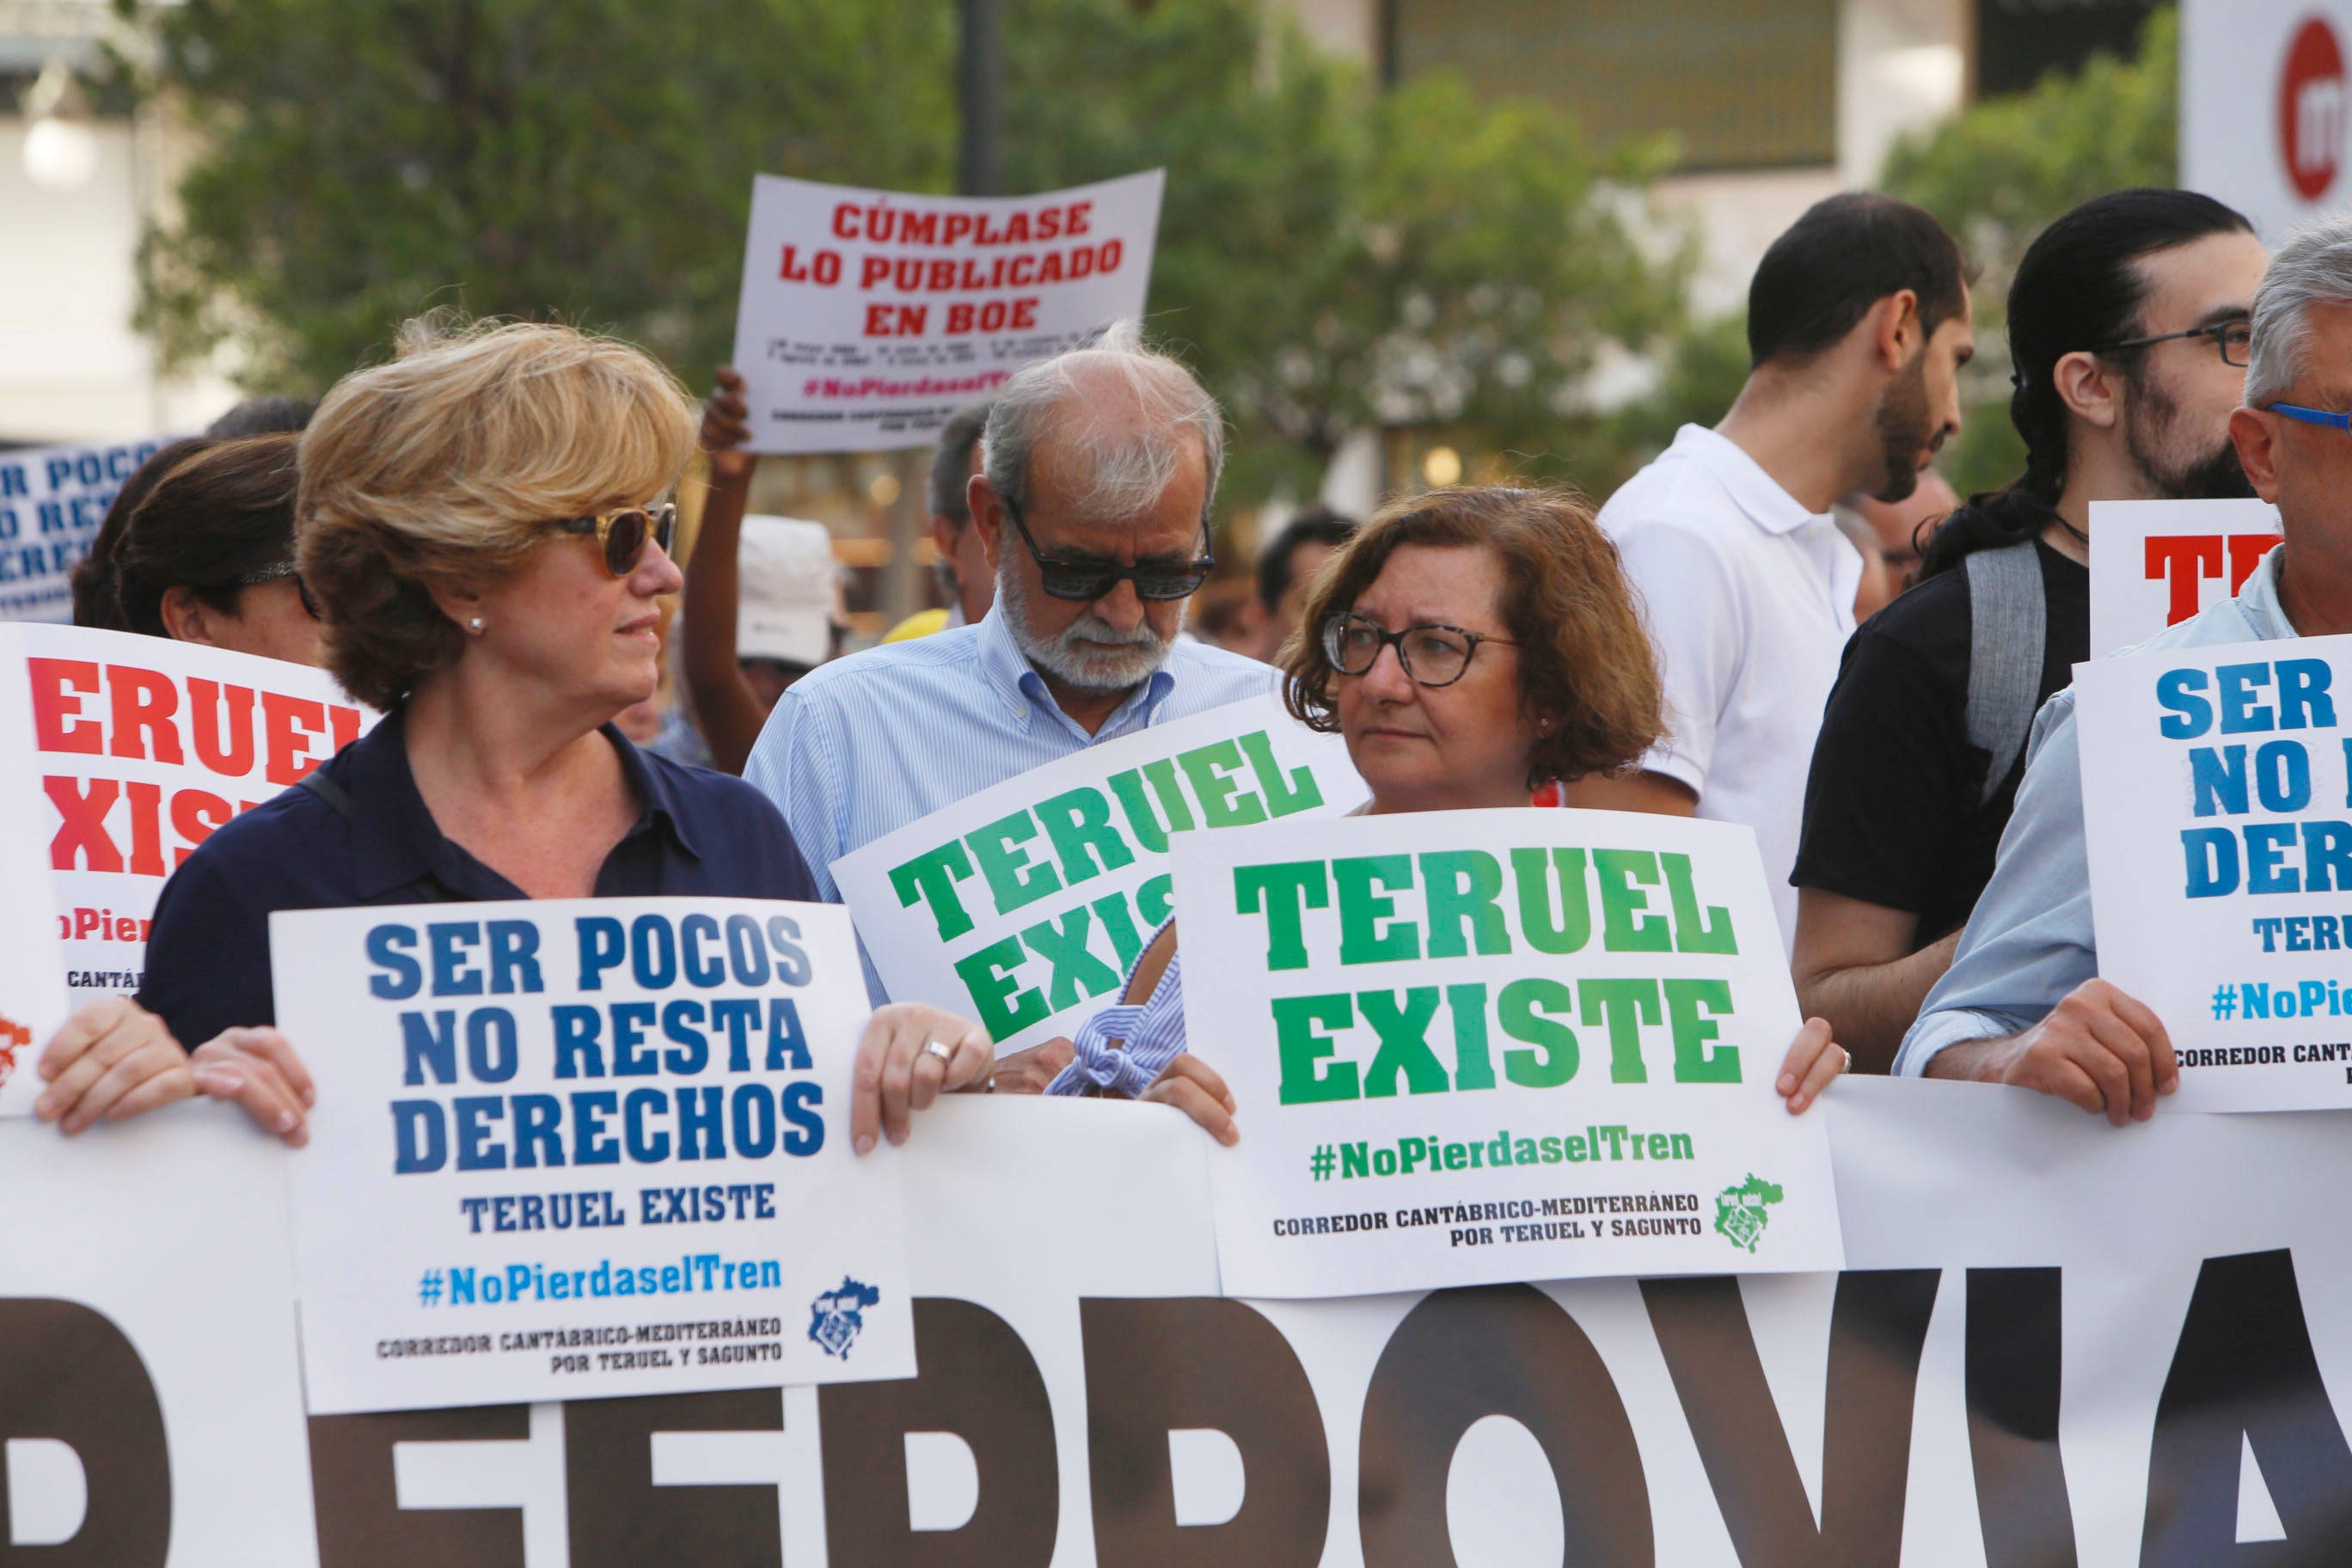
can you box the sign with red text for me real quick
[728,170,1164,454]
[0,437,182,623]
[831,694,1366,1055]
[0,651,70,1116]
[1174,807,1843,1299]
[0,625,375,1024]
[273,896,915,1414]
[2090,498,2283,658]
[2184,1,2352,239]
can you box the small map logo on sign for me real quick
[1714,1174,1783,1253]
[808,1276,882,1359]
[0,1014,29,1090]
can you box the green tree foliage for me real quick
[127,0,1685,512]
[997,0,1687,500]
[1878,7,2177,495]
[129,0,959,391]
[1589,309,1751,495]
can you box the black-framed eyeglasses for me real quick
[2090,320,2252,367]
[1322,610,1516,689]
[237,559,322,620]
[1001,496,1214,602]
[543,502,678,576]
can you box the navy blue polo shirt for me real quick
[138,708,821,1050]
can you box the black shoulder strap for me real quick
[297,769,358,820]
[296,769,462,903]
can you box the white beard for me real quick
[998,562,1179,691]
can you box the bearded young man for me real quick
[743,322,1274,1011]
[1790,189,2265,1069]
[1573,193,1976,952]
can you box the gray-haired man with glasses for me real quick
[743,322,1275,1034]
[1891,215,2352,1124]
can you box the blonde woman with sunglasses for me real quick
[34,319,994,1155]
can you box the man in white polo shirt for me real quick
[1577,193,1975,950]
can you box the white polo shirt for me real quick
[1597,424,1861,951]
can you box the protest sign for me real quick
[29,1084,2352,1564]
[0,437,181,623]
[831,693,1367,1054]
[0,623,373,1029]
[0,1112,320,1565]
[271,895,916,1414]
[728,169,1163,454]
[0,644,70,1116]
[2076,632,2352,1111]
[1174,807,1843,1298]
[2090,498,2283,658]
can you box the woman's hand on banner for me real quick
[190,1026,315,1146]
[34,997,198,1135]
[701,367,756,483]
[851,1003,995,1154]
[1144,1054,1240,1145]
[1775,1019,1847,1115]
[1928,978,2178,1125]
[989,1036,1076,1095]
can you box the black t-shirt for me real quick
[1792,538,2089,943]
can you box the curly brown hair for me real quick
[1278,486,1663,789]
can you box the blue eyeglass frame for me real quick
[2270,402,2352,434]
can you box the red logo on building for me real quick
[2282,15,2347,202]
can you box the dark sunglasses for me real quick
[1002,496,1214,602]
[237,559,322,621]
[543,503,678,576]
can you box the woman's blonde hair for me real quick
[297,315,699,708]
[1280,485,1665,789]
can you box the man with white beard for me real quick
[744,322,1276,1011]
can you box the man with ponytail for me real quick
[1794,189,2265,1069]
[1580,193,1974,952]
[1889,212,2352,1125]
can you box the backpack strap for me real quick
[1963,540,2049,807]
[296,769,462,903]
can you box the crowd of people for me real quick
[29,181,2332,1152]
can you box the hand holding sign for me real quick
[2079,634,2352,1111]
[1922,976,2180,1124]
[273,895,916,1413]
[1174,807,1845,1299]
[31,996,195,1135]
[850,1000,995,1153]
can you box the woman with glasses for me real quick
[107,433,324,665]
[34,319,994,1154]
[1038,485,1851,1141]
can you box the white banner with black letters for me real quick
[11,1081,2352,1562]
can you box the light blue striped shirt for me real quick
[1047,933,1187,1098]
[1895,546,2299,1075]
[743,605,1277,999]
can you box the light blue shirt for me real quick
[1896,546,2300,1075]
[743,605,1277,998]
[1046,933,1186,1098]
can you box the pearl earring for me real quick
[469,616,484,633]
